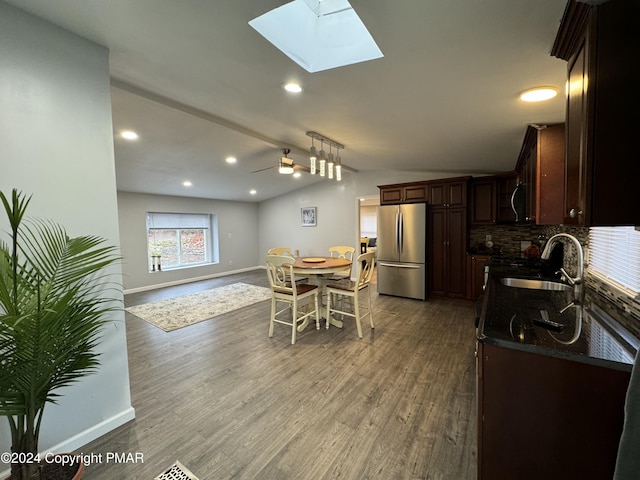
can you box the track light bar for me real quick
[306,131,344,151]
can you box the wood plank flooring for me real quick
[79,270,477,479]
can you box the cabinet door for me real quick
[446,208,467,298]
[448,181,467,208]
[428,208,447,296]
[380,187,403,205]
[537,124,565,225]
[467,255,489,300]
[470,179,496,225]
[428,184,446,207]
[403,184,427,203]
[479,343,629,480]
[564,36,589,225]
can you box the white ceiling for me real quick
[6,0,569,202]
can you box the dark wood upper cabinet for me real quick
[551,0,640,226]
[378,182,427,205]
[427,176,469,208]
[470,178,496,225]
[514,124,565,225]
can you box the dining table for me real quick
[291,256,352,330]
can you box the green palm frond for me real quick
[0,188,121,480]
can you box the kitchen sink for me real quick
[500,277,573,292]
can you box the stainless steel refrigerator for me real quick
[376,203,427,300]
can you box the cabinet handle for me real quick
[569,208,583,218]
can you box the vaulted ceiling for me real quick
[6,0,569,201]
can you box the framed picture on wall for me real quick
[301,207,316,227]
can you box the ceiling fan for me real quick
[250,148,310,174]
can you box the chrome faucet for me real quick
[541,233,584,299]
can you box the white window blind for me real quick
[589,227,640,293]
[360,205,377,238]
[147,212,211,229]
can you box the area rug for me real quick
[126,282,271,332]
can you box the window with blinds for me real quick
[588,226,640,294]
[146,212,218,271]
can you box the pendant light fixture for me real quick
[309,137,317,174]
[318,139,326,177]
[327,143,334,179]
[306,131,346,181]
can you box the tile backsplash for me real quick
[470,223,640,326]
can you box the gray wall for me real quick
[0,3,133,460]
[117,191,260,291]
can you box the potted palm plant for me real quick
[0,189,121,480]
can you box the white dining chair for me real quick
[267,247,294,256]
[325,245,356,281]
[265,255,320,344]
[326,252,375,338]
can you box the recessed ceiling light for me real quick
[226,156,237,164]
[519,87,559,102]
[283,83,303,93]
[293,172,302,178]
[183,181,192,187]
[249,189,257,195]
[120,130,139,140]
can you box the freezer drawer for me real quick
[377,262,426,300]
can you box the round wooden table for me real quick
[291,256,352,330]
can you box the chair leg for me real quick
[367,287,374,329]
[269,297,276,337]
[354,294,363,338]
[314,292,320,330]
[326,290,332,329]
[291,298,297,345]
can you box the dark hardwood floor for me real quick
[79,270,478,479]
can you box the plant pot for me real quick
[5,454,84,480]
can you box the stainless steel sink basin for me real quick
[500,277,573,292]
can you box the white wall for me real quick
[117,191,260,291]
[0,2,134,460]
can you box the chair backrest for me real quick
[265,255,295,294]
[328,245,355,261]
[267,247,293,256]
[355,252,376,289]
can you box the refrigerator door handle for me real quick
[394,212,400,255]
[398,212,404,255]
[378,262,423,269]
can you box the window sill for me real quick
[148,261,217,273]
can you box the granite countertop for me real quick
[477,260,638,372]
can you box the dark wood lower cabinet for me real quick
[429,207,466,297]
[466,254,489,301]
[477,342,630,480]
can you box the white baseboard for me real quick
[0,407,136,478]
[48,407,136,454]
[124,266,263,294]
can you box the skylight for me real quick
[249,0,383,73]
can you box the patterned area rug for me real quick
[126,282,272,332]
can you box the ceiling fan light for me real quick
[279,157,294,174]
